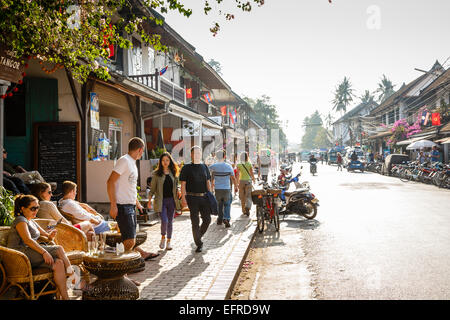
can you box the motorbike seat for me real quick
[285,188,309,197]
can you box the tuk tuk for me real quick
[328,150,338,164]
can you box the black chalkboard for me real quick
[34,122,80,198]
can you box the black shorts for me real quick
[116,204,137,241]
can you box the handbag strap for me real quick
[239,163,255,191]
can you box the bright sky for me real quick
[161,0,450,147]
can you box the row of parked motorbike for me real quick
[391,160,450,188]
[365,160,450,189]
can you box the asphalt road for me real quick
[236,161,450,300]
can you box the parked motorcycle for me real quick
[274,170,319,220]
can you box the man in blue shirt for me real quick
[430,146,440,163]
[209,149,238,228]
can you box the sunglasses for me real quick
[28,206,40,212]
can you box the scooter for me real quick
[275,169,319,220]
[310,161,317,176]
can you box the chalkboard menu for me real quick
[34,122,80,197]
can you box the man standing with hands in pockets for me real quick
[180,146,212,253]
[107,138,160,276]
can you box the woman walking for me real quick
[236,152,256,216]
[337,152,343,171]
[7,195,73,299]
[148,152,181,250]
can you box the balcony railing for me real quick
[128,72,186,105]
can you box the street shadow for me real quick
[282,216,321,230]
[141,252,210,299]
[127,250,169,284]
[251,228,285,249]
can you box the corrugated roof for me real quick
[333,101,378,124]
[370,73,428,115]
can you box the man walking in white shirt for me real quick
[107,137,159,265]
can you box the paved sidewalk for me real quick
[127,197,256,300]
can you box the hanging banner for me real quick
[90,92,100,130]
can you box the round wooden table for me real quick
[82,251,141,300]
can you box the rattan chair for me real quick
[0,226,59,300]
[33,219,88,267]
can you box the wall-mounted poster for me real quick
[90,92,100,130]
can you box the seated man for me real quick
[58,181,110,234]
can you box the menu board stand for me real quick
[34,122,80,200]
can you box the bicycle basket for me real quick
[251,189,266,206]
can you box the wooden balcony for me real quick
[128,72,186,105]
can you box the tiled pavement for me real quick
[125,198,256,300]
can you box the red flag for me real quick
[186,88,192,99]
[220,106,227,116]
[432,113,441,126]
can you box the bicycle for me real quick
[252,183,281,233]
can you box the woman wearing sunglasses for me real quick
[32,182,95,241]
[7,195,74,299]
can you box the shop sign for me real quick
[0,45,26,83]
[90,92,100,130]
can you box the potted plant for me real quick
[0,186,15,226]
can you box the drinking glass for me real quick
[98,233,106,255]
[88,240,95,255]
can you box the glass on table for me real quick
[98,233,106,255]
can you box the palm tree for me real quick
[360,90,375,104]
[323,112,335,130]
[375,75,395,103]
[332,77,355,116]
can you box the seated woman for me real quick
[7,195,74,300]
[31,182,95,241]
[58,181,110,234]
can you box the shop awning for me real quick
[367,130,392,140]
[396,134,434,145]
[435,137,450,144]
[168,102,203,124]
[202,118,223,130]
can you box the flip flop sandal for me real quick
[144,252,160,261]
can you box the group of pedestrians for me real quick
[4,136,261,298]
[145,144,258,253]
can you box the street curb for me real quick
[204,213,257,300]
[225,221,257,300]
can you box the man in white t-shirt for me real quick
[107,137,159,264]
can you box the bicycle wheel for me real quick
[273,203,280,232]
[256,205,265,233]
[399,170,411,182]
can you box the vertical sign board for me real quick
[34,122,81,200]
[90,92,100,130]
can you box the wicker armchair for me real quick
[0,226,59,300]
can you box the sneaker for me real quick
[224,220,231,228]
[195,242,203,253]
[217,219,223,225]
[159,238,166,250]
[166,240,172,250]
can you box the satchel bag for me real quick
[202,164,219,216]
